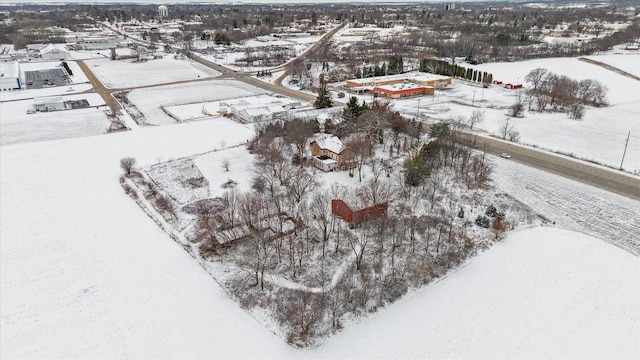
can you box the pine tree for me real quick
[314,82,332,109]
[343,96,366,120]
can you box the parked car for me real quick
[26,108,37,114]
[500,153,511,159]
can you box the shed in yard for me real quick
[331,199,388,223]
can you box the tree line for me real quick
[524,67,608,119]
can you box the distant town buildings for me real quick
[347,73,451,98]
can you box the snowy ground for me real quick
[85,56,220,89]
[393,84,640,172]
[194,145,256,198]
[490,155,640,255]
[2,46,639,357]
[125,79,269,126]
[585,53,640,78]
[1,108,638,358]
[0,93,109,146]
[315,227,639,359]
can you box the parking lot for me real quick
[24,68,69,89]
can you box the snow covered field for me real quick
[316,227,639,359]
[126,79,268,126]
[2,41,639,358]
[0,93,109,146]
[85,57,221,89]
[2,106,638,358]
[586,53,640,78]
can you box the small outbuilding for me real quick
[331,199,388,223]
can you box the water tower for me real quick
[158,6,168,23]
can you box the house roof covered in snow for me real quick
[312,135,346,155]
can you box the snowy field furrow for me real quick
[491,156,640,255]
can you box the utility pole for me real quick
[619,131,630,170]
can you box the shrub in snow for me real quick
[485,205,497,217]
[475,215,491,228]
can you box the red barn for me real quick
[331,199,388,223]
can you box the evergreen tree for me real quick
[429,122,451,138]
[343,96,366,120]
[314,82,332,109]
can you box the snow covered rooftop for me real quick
[0,61,19,78]
[375,82,426,91]
[33,96,63,105]
[347,72,451,87]
[312,134,346,155]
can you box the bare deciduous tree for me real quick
[120,157,137,177]
[347,136,373,182]
[467,110,485,131]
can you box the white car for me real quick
[26,108,37,114]
[500,153,511,159]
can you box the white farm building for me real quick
[39,44,71,60]
[221,95,301,123]
[33,96,65,112]
[0,61,21,91]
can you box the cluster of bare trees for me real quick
[180,101,531,345]
[524,67,608,119]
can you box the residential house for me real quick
[309,135,355,171]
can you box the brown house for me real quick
[309,135,355,171]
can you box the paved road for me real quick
[87,22,640,201]
[76,60,123,114]
[459,133,640,201]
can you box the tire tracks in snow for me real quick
[492,157,640,256]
